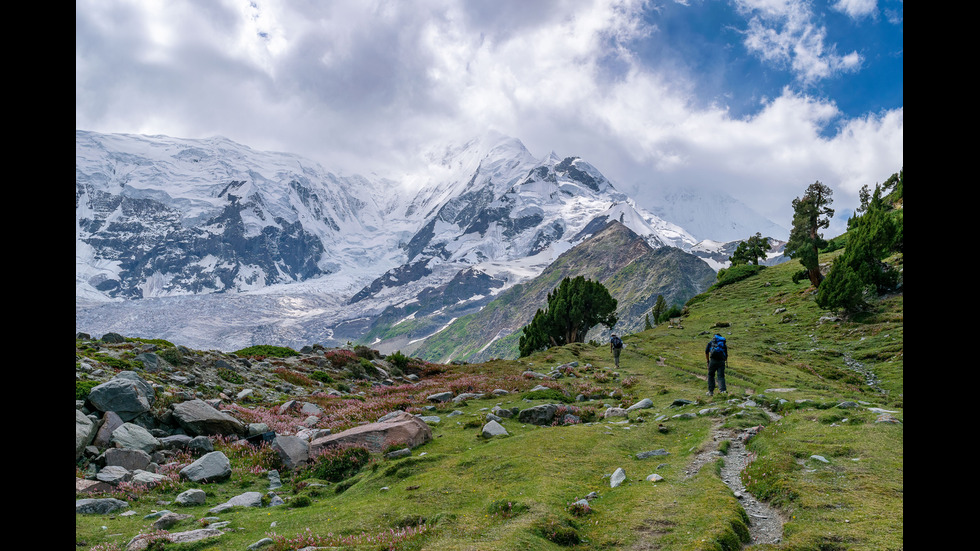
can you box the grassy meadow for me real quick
[76,251,903,551]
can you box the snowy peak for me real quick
[641,181,789,243]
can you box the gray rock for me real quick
[152,512,193,530]
[385,448,412,459]
[188,435,214,455]
[603,407,629,419]
[610,467,626,488]
[248,538,276,550]
[76,498,129,514]
[273,434,310,470]
[481,420,509,438]
[126,528,223,551]
[97,465,132,485]
[268,469,282,490]
[171,399,245,436]
[87,372,155,420]
[377,410,407,423]
[93,411,125,448]
[209,491,264,514]
[426,391,454,403]
[626,398,654,412]
[76,410,99,460]
[105,448,151,471]
[636,449,669,459]
[180,451,232,483]
[310,412,432,455]
[131,470,170,486]
[175,488,207,506]
[522,371,549,379]
[518,403,559,425]
[135,352,170,373]
[453,392,485,402]
[158,434,193,450]
[248,423,272,437]
[110,422,160,453]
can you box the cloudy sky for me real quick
[76,0,902,237]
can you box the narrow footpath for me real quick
[685,418,785,547]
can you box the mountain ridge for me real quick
[76,130,784,353]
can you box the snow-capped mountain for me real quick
[640,182,789,243]
[76,130,415,302]
[75,130,777,352]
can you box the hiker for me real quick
[610,333,623,368]
[705,334,728,396]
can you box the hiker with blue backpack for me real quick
[705,334,728,396]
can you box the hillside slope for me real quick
[76,245,902,551]
[405,221,716,363]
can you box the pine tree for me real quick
[651,294,667,325]
[519,276,618,357]
[817,180,901,314]
[644,314,653,331]
[785,181,834,287]
[729,232,771,266]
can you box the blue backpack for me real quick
[709,335,727,361]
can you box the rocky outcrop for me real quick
[310,412,432,455]
[171,399,246,436]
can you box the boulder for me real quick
[426,391,453,403]
[76,498,129,514]
[110,422,160,454]
[610,467,626,488]
[96,465,132,485]
[93,411,125,448]
[518,404,559,426]
[76,410,99,460]
[131,470,170,487]
[175,488,207,506]
[87,371,155,421]
[135,352,170,373]
[481,420,509,438]
[152,512,194,530]
[310,412,431,455]
[105,448,152,471]
[209,491,264,514]
[76,478,114,494]
[603,407,628,419]
[125,528,223,551]
[626,398,654,412]
[272,434,310,469]
[179,451,232,482]
[171,399,245,436]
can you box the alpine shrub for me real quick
[310,445,371,482]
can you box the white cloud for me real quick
[76,0,901,236]
[832,0,879,20]
[734,0,863,84]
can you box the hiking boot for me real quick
[706,391,713,396]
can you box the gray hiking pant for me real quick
[708,360,726,393]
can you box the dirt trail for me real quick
[684,416,786,547]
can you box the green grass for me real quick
[76,251,902,550]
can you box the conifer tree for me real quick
[651,294,667,325]
[519,276,617,357]
[785,181,834,287]
[729,232,771,266]
[817,181,901,314]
